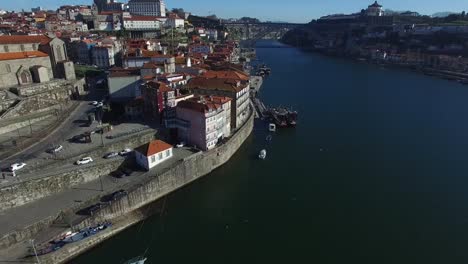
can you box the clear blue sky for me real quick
[3,0,468,22]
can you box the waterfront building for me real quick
[366,1,384,17]
[187,77,250,129]
[128,0,166,17]
[174,96,232,151]
[135,140,173,171]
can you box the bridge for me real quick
[221,21,306,47]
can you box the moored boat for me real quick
[258,149,267,160]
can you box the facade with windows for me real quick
[174,96,232,151]
[135,140,173,170]
[128,0,166,17]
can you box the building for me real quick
[366,1,384,17]
[166,13,184,28]
[187,77,250,129]
[0,35,76,88]
[135,140,173,170]
[174,96,231,151]
[128,0,166,17]
[107,67,141,101]
[123,15,163,31]
[91,38,122,68]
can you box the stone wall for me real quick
[0,111,253,255]
[0,130,156,212]
[0,57,53,89]
[44,110,254,264]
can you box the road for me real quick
[0,147,196,263]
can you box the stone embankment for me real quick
[38,111,254,264]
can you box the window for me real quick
[158,153,163,160]
[165,150,170,157]
[20,44,25,51]
[3,45,8,52]
[5,64,11,73]
[151,155,156,163]
[32,44,37,50]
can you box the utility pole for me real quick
[30,239,41,264]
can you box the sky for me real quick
[2,0,468,23]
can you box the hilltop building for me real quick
[127,0,166,17]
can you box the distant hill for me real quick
[432,12,458,18]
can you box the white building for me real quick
[92,38,122,68]
[366,1,384,17]
[135,140,173,170]
[175,96,232,151]
[123,15,163,30]
[128,0,166,17]
[166,14,185,28]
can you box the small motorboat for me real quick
[269,123,276,132]
[258,149,267,160]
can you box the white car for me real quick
[91,101,99,106]
[96,102,104,108]
[76,157,93,165]
[176,142,185,148]
[48,145,63,153]
[104,152,119,159]
[10,162,26,172]
[119,148,133,156]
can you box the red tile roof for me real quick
[177,96,231,114]
[0,35,51,45]
[136,140,172,157]
[201,70,249,81]
[0,51,48,61]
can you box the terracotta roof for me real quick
[187,77,247,93]
[135,140,172,157]
[0,35,51,45]
[177,96,231,114]
[0,51,48,61]
[124,15,161,21]
[202,70,249,81]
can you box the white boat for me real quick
[269,123,276,132]
[124,256,147,264]
[258,149,267,160]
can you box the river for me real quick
[73,40,468,264]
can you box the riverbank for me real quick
[28,109,255,264]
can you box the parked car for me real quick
[111,170,125,178]
[119,148,133,156]
[10,162,26,172]
[110,190,128,201]
[122,168,133,176]
[47,145,63,154]
[84,203,103,216]
[76,157,93,165]
[176,142,185,148]
[91,101,99,106]
[104,152,119,159]
[70,135,83,143]
[96,102,104,107]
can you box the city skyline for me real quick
[1,0,468,22]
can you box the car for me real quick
[110,190,127,201]
[85,203,103,216]
[70,134,83,142]
[121,168,133,176]
[104,152,119,159]
[10,162,26,172]
[76,157,93,165]
[111,170,125,178]
[96,102,104,108]
[91,101,99,106]
[176,142,185,148]
[119,148,133,156]
[48,145,63,153]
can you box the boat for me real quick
[258,149,267,160]
[266,135,272,141]
[124,256,147,264]
[269,123,276,132]
[267,107,298,128]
